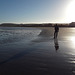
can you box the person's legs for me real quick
[54,31,56,38]
[56,32,58,38]
[54,32,58,39]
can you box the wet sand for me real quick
[0,27,75,75]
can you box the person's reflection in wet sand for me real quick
[54,38,59,52]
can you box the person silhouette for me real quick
[54,38,59,52]
[54,24,59,39]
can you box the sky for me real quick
[0,0,75,24]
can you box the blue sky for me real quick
[0,0,74,24]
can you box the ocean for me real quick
[0,27,75,75]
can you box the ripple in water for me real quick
[0,27,41,44]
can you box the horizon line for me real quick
[0,22,72,24]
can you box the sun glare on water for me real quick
[66,0,75,22]
[69,36,75,49]
[70,37,75,43]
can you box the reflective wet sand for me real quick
[0,27,75,75]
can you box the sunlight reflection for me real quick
[66,35,75,50]
[70,61,75,64]
[70,36,75,46]
[69,37,75,50]
[70,37,75,41]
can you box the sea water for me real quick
[0,27,75,75]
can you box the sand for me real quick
[0,27,75,75]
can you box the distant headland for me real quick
[0,22,75,27]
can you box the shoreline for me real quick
[0,27,75,75]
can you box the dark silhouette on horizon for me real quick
[54,24,59,39]
[1,22,75,27]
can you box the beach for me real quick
[0,27,75,75]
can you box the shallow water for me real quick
[0,27,75,75]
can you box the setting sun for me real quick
[66,0,75,22]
